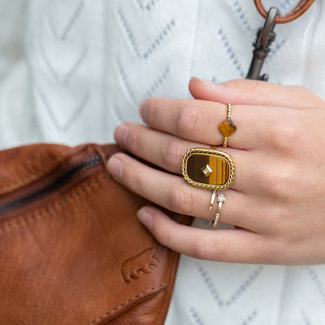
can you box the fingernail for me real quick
[106,157,123,179]
[115,124,128,147]
[191,76,224,89]
[139,100,148,120]
[137,207,153,230]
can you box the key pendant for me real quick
[246,7,279,81]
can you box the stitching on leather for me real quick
[0,175,107,234]
[88,283,168,325]
[154,251,177,325]
[0,154,68,194]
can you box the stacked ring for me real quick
[218,102,237,148]
[212,193,226,227]
[182,102,237,228]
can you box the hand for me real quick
[107,77,325,265]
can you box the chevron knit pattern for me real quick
[0,1,325,324]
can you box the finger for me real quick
[189,77,321,109]
[114,122,294,203]
[137,206,281,264]
[106,152,271,233]
[140,97,293,150]
[114,124,258,193]
[114,122,208,174]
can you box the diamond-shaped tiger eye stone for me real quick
[218,119,237,137]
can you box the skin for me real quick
[107,77,325,265]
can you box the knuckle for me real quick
[154,224,171,247]
[260,237,288,263]
[294,85,309,94]
[175,101,200,135]
[144,98,158,123]
[293,85,312,98]
[192,238,224,260]
[257,164,297,199]
[168,186,194,214]
[163,140,185,170]
[267,204,290,226]
[125,125,140,152]
[126,167,143,192]
[233,79,260,94]
[267,123,301,151]
[290,85,320,109]
[192,238,214,260]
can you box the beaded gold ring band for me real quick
[218,102,237,148]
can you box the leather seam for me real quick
[88,282,168,325]
[0,144,97,195]
[0,174,107,234]
[155,252,178,325]
[0,154,68,194]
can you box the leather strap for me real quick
[254,0,315,24]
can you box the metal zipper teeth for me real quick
[0,155,101,215]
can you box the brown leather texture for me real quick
[254,0,314,23]
[0,143,191,325]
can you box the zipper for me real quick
[0,154,102,215]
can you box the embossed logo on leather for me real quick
[121,248,159,283]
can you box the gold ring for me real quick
[210,190,217,211]
[182,148,235,191]
[218,102,237,147]
[212,193,225,227]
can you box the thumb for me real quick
[189,77,319,109]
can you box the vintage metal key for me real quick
[246,7,279,81]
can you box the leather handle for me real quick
[254,0,315,24]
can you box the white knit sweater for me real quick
[1,0,325,324]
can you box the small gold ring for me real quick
[210,190,217,211]
[212,193,225,227]
[218,102,237,148]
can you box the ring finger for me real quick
[115,122,257,194]
[107,152,268,233]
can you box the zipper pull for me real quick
[246,7,279,81]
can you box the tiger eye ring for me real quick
[218,102,237,147]
[182,148,235,191]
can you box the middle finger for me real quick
[115,122,254,194]
[140,97,287,150]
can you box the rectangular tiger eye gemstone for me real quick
[218,119,237,137]
[187,154,229,186]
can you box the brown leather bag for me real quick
[0,143,191,325]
